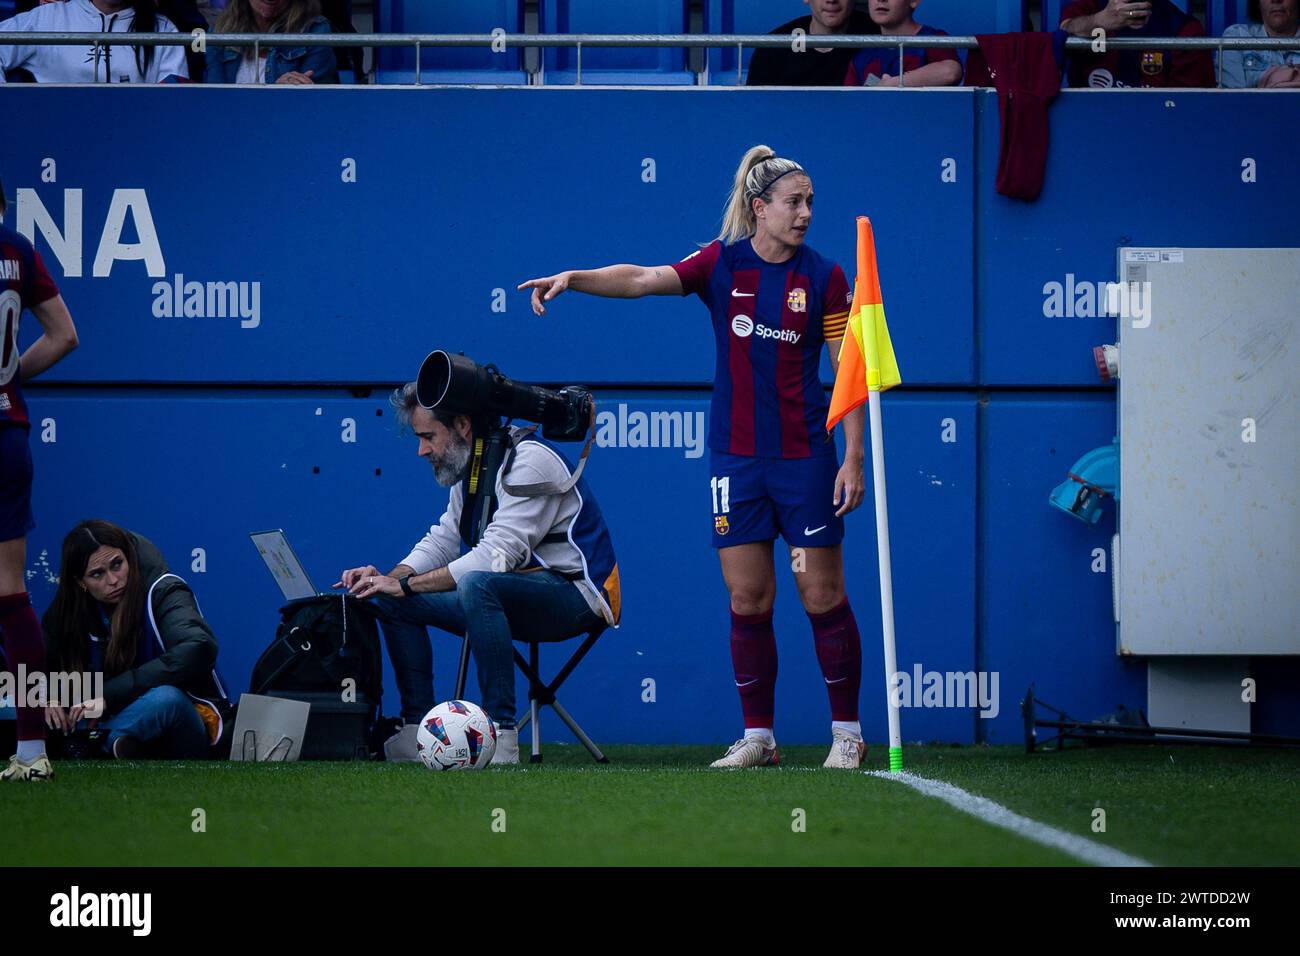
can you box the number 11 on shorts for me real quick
[710,475,730,514]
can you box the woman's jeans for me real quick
[93,685,210,758]
[373,570,604,729]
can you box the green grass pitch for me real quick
[6,744,1298,866]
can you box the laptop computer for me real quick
[250,529,320,602]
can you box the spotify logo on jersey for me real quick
[730,314,802,344]
[731,315,754,338]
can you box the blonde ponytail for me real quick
[716,145,806,245]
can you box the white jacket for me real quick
[401,427,614,624]
[0,0,188,84]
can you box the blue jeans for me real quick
[98,685,210,758]
[373,570,604,728]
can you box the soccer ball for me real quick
[416,700,497,771]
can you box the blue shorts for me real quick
[0,425,36,542]
[708,450,845,549]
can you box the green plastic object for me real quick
[889,747,903,772]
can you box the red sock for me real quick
[730,607,777,731]
[0,591,47,742]
[808,598,862,722]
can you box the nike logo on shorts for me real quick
[804,525,827,536]
[731,289,754,298]
[735,678,759,688]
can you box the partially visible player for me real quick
[519,146,870,769]
[0,174,79,782]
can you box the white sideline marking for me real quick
[865,770,1154,868]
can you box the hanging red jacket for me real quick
[966,32,1066,202]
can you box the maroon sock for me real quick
[0,591,48,742]
[808,598,862,722]
[730,607,777,730]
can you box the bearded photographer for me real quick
[336,378,620,766]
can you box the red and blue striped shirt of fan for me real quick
[671,238,851,459]
[1,223,60,429]
[842,25,960,85]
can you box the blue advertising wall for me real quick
[4,86,1297,744]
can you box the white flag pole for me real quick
[862,304,903,772]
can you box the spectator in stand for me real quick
[10,0,207,81]
[1221,0,1300,88]
[0,0,189,83]
[746,0,878,86]
[205,0,337,85]
[844,0,962,87]
[1060,1,1216,88]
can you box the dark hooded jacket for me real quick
[43,532,232,746]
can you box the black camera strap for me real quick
[459,428,510,548]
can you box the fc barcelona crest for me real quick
[1141,51,1163,76]
[787,288,807,313]
[714,515,730,535]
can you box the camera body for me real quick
[416,350,593,442]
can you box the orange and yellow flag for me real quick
[826,217,901,431]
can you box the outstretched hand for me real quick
[517,272,574,316]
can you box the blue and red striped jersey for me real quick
[672,238,851,459]
[843,25,961,85]
[1,223,60,429]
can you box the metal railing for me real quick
[4,32,1299,86]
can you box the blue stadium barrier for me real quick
[22,391,977,744]
[1044,0,1192,33]
[16,89,1297,390]
[373,0,527,84]
[0,1,15,24]
[1207,0,1252,35]
[977,393,1141,744]
[975,90,1294,385]
[10,86,1300,742]
[706,0,1029,83]
[540,0,694,84]
[7,87,975,387]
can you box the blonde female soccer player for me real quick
[519,146,870,768]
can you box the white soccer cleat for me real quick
[822,730,867,769]
[709,737,779,769]
[491,726,520,766]
[1,754,54,782]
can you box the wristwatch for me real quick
[400,575,416,598]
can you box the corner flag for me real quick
[826,216,906,773]
[826,217,901,432]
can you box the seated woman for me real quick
[1221,0,1300,89]
[42,520,231,759]
[205,0,338,85]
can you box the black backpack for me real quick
[249,595,385,759]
